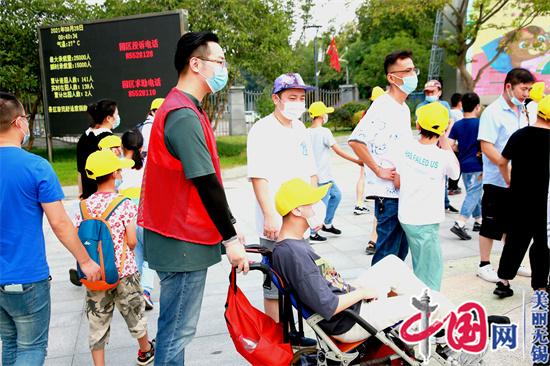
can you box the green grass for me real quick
[30,135,249,186]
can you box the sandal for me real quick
[365,241,376,255]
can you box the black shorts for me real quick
[480,184,510,240]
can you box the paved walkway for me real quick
[3,137,537,365]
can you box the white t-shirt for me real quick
[119,167,144,201]
[450,109,464,124]
[308,126,337,184]
[348,93,413,198]
[527,101,538,126]
[395,140,460,225]
[140,115,154,153]
[247,113,317,238]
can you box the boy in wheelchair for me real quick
[271,178,455,344]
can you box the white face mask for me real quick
[322,114,329,124]
[298,202,326,231]
[279,100,306,120]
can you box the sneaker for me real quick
[69,268,82,287]
[143,290,154,311]
[517,265,531,277]
[353,206,368,215]
[289,331,317,348]
[493,281,513,298]
[365,241,376,255]
[472,222,482,232]
[310,233,327,242]
[477,264,499,283]
[450,223,472,240]
[445,205,459,213]
[321,225,342,235]
[137,340,155,365]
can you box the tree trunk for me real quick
[25,95,41,151]
[456,50,475,92]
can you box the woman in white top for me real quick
[120,129,155,310]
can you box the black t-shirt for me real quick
[76,129,112,199]
[272,238,361,335]
[502,126,550,213]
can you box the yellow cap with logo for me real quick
[416,102,449,136]
[530,82,546,102]
[537,94,550,121]
[308,101,335,118]
[150,98,165,110]
[370,86,385,101]
[98,135,121,150]
[85,150,134,180]
[275,178,331,217]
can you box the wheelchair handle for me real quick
[247,262,272,290]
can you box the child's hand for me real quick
[361,287,378,301]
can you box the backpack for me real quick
[77,195,129,291]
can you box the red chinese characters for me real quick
[121,77,162,98]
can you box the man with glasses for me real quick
[0,92,101,365]
[138,32,248,365]
[349,50,415,264]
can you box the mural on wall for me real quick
[467,6,550,98]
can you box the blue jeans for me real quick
[0,279,50,366]
[135,226,155,293]
[321,181,342,225]
[460,172,482,219]
[154,270,208,365]
[444,177,450,208]
[372,198,409,265]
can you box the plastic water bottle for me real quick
[239,335,258,352]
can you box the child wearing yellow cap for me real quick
[392,102,460,291]
[76,150,155,365]
[272,178,454,343]
[492,94,550,298]
[307,101,363,242]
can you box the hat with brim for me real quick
[424,80,442,91]
[272,73,315,95]
[530,82,546,102]
[275,178,331,217]
[416,102,449,136]
[150,98,165,110]
[309,101,335,118]
[537,94,550,121]
[370,86,385,101]
[98,135,121,150]
[85,150,134,180]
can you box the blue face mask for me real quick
[201,64,228,93]
[393,73,418,95]
[113,115,121,130]
[18,119,30,145]
[507,88,524,107]
[425,95,438,103]
[115,178,123,190]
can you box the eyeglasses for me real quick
[196,57,229,69]
[390,68,420,76]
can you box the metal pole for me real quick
[314,35,319,99]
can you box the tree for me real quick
[0,0,95,149]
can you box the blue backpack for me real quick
[77,195,129,291]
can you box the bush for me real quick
[327,101,369,130]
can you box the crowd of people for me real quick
[1,30,549,366]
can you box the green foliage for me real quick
[327,101,368,131]
[256,90,275,118]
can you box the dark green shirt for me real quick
[143,91,222,273]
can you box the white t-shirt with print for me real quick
[308,126,337,184]
[348,93,413,198]
[247,113,317,238]
[394,140,460,225]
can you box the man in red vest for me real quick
[138,31,248,366]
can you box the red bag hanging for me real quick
[225,268,294,366]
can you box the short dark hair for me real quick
[504,68,535,88]
[384,50,413,75]
[419,127,440,139]
[174,31,219,74]
[0,92,24,132]
[94,172,115,185]
[87,99,117,127]
[450,93,462,107]
[461,92,480,113]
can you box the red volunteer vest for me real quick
[138,87,223,245]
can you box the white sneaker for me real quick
[517,265,531,277]
[477,264,499,283]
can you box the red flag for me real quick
[326,37,341,72]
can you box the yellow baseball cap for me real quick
[530,82,546,102]
[150,98,165,110]
[370,86,385,101]
[98,135,121,150]
[275,178,331,217]
[85,150,134,180]
[308,101,334,118]
[416,102,449,135]
[537,94,550,121]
